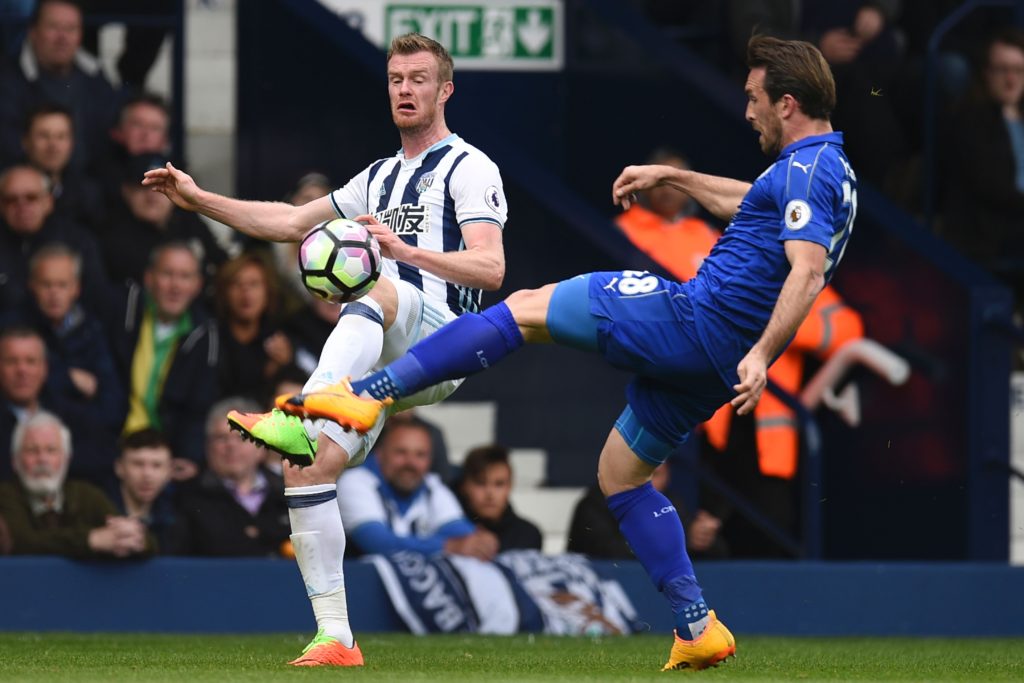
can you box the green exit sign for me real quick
[386,1,562,70]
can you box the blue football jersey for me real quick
[686,131,857,385]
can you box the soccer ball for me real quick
[298,218,382,304]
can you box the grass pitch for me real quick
[1,632,1022,682]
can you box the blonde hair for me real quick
[387,33,454,83]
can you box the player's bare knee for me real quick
[505,284,556,342]
[366,277,399,328]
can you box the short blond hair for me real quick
[387,33,454,83]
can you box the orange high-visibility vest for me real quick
[704,286,864,478]
[616,205,720,282]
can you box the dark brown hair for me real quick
[747,35,836,120]
[461,444,511,482]
[387,33,454,83]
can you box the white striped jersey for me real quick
[328,133,507,316]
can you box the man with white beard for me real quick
[0,411,152,557]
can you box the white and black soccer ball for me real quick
[298,218,382,304]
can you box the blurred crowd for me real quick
[0,0,1020,561]
[637,0,1024,292]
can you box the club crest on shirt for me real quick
[785,199,812,230]
[485,185,501,212]
[376,203,431,235]
[415,173,435,194]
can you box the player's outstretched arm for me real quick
[141,162,334,243]
[731,240,826,415]
[612,164,751,222]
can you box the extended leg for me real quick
[598,422,735,671]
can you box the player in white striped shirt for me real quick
[143,33,507,667]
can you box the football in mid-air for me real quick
[298,218,382,304]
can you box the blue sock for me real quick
[606,482,709,639]
[352,302,524,401]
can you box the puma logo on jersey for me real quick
[375,204,432,235]
[792,160,812,174]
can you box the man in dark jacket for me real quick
[0,0,118,172]
[166,397,290,556]
[454,444,542,552]
[108,242,218,480]
[0,165,109,317]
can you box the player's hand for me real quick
[67,367,98,398]
[353,213,410,261]
[731,349,768,415]
[612,164,671,209]
[141,162,204,212]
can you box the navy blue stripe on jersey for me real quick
[329,192,344,218]
[458,216,502,227]
[394,146,452,293]
[375,161,402,213]
[367,158,389,199]
[440,151,472,314]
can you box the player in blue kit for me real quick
[278,35,856,671]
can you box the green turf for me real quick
[1,632,1022,682]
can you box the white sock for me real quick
[303,301,385,393]
[285,484,354,647]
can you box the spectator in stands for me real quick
[110,242,218,480]
[3,244,125,479]
[0,0,118,172]
[215,252,293,403]
[0,324,120,484]
[110,428,176,551]
[166,397,290,557]
[338,415,497,559]
[97,153,227,287]
[284,295,341,377]
[0,410,152,557]
[728,1,908,189]
[454,444,542,552]
[0,325,47,481]
[568,461,727,559]
[97,93,171,206]
[21,103,103,230]
[383,408,453,483]
[0,164,109,315]
[943,29,1024,286]
[274,172,332,310]
[615,148,720,282]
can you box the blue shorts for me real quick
[547,271,735,464]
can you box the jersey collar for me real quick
[777,131,844,160]
[398,133,460,165]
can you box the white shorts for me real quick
[322,278,462,466]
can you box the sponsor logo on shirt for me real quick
[376,203,431,235]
